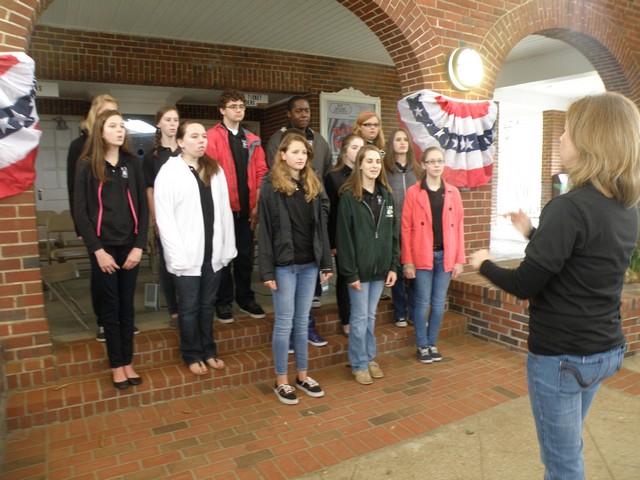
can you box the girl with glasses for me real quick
[353,110,386,156]
[401,146,465,364]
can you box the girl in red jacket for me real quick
[401,146,465,364]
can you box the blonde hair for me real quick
[81,94,119,133]
[271,132,322,201]
[566,92,640,208]
[340,144,392,201]
[353,110,385,150]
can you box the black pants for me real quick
[90,244,139,368]
[216,215,255,307]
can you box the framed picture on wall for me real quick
[320,87,381,164]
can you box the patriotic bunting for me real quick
[0,52,41,199]
[398,89,497,188]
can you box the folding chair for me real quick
[46,211,89,264]
[40,261,90,329]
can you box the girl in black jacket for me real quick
[324,133,364,336]
[74,110,148,390]
[258,132,333,405]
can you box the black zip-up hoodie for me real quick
[73,152,148,254]
[258,174,332,282]
[336,183,399,284]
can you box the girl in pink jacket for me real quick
[401,146,465,364]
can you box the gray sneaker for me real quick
[428,345,443,362]
[417,347,433,364]
[169,316,179,329]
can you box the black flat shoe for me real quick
[127,376,142,386]
[113,379,130,390]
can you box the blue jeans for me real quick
[527,345,625,479]
[391,266,414,320]
[411,251,452,347]
[272,263,319,376]
[174,262,222,366]
[89,244,139,368]
[216,215,255,308]
[348,280,385,372]
[156,236,178,316]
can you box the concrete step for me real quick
[5,302,468,430]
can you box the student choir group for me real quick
[70,90,463,400]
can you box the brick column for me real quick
[540,110,565,210]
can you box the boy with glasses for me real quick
[206,89,269,322]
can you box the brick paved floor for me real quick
[3,335,638,480]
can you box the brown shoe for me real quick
[368,361,384,378]
[353,369,373,385]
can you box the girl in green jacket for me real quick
[337,145,399,385]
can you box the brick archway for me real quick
[337,0,445,95]
[480,0,635,100]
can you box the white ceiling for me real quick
[36,0,605,112]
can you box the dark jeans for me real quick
[156,236,178,316]
[334,255,350,326]
[90,244,139,368]
[90,264,101,326]
[174,262,222,366]
[391,267,414,320]
[216,215,255,308]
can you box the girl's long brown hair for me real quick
[80,110,133,183]
[340,144,392,201]
[384,127,421,178]
[177,120,219,186]
[330,133,363,173]
[271,132,322,201]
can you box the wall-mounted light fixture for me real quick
[447,47,484,91]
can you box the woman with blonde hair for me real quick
[259,132,333,405]
[353,110,385,155]
[470,92,640,479]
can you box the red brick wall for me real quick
[450,271,640,355]
[2,0,640,391]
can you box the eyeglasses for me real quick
[225,104,246,111]
[361,122,380,128]
[422,159,445,165]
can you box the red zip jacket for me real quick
[401,179,465,272]
[205,123,268,212]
